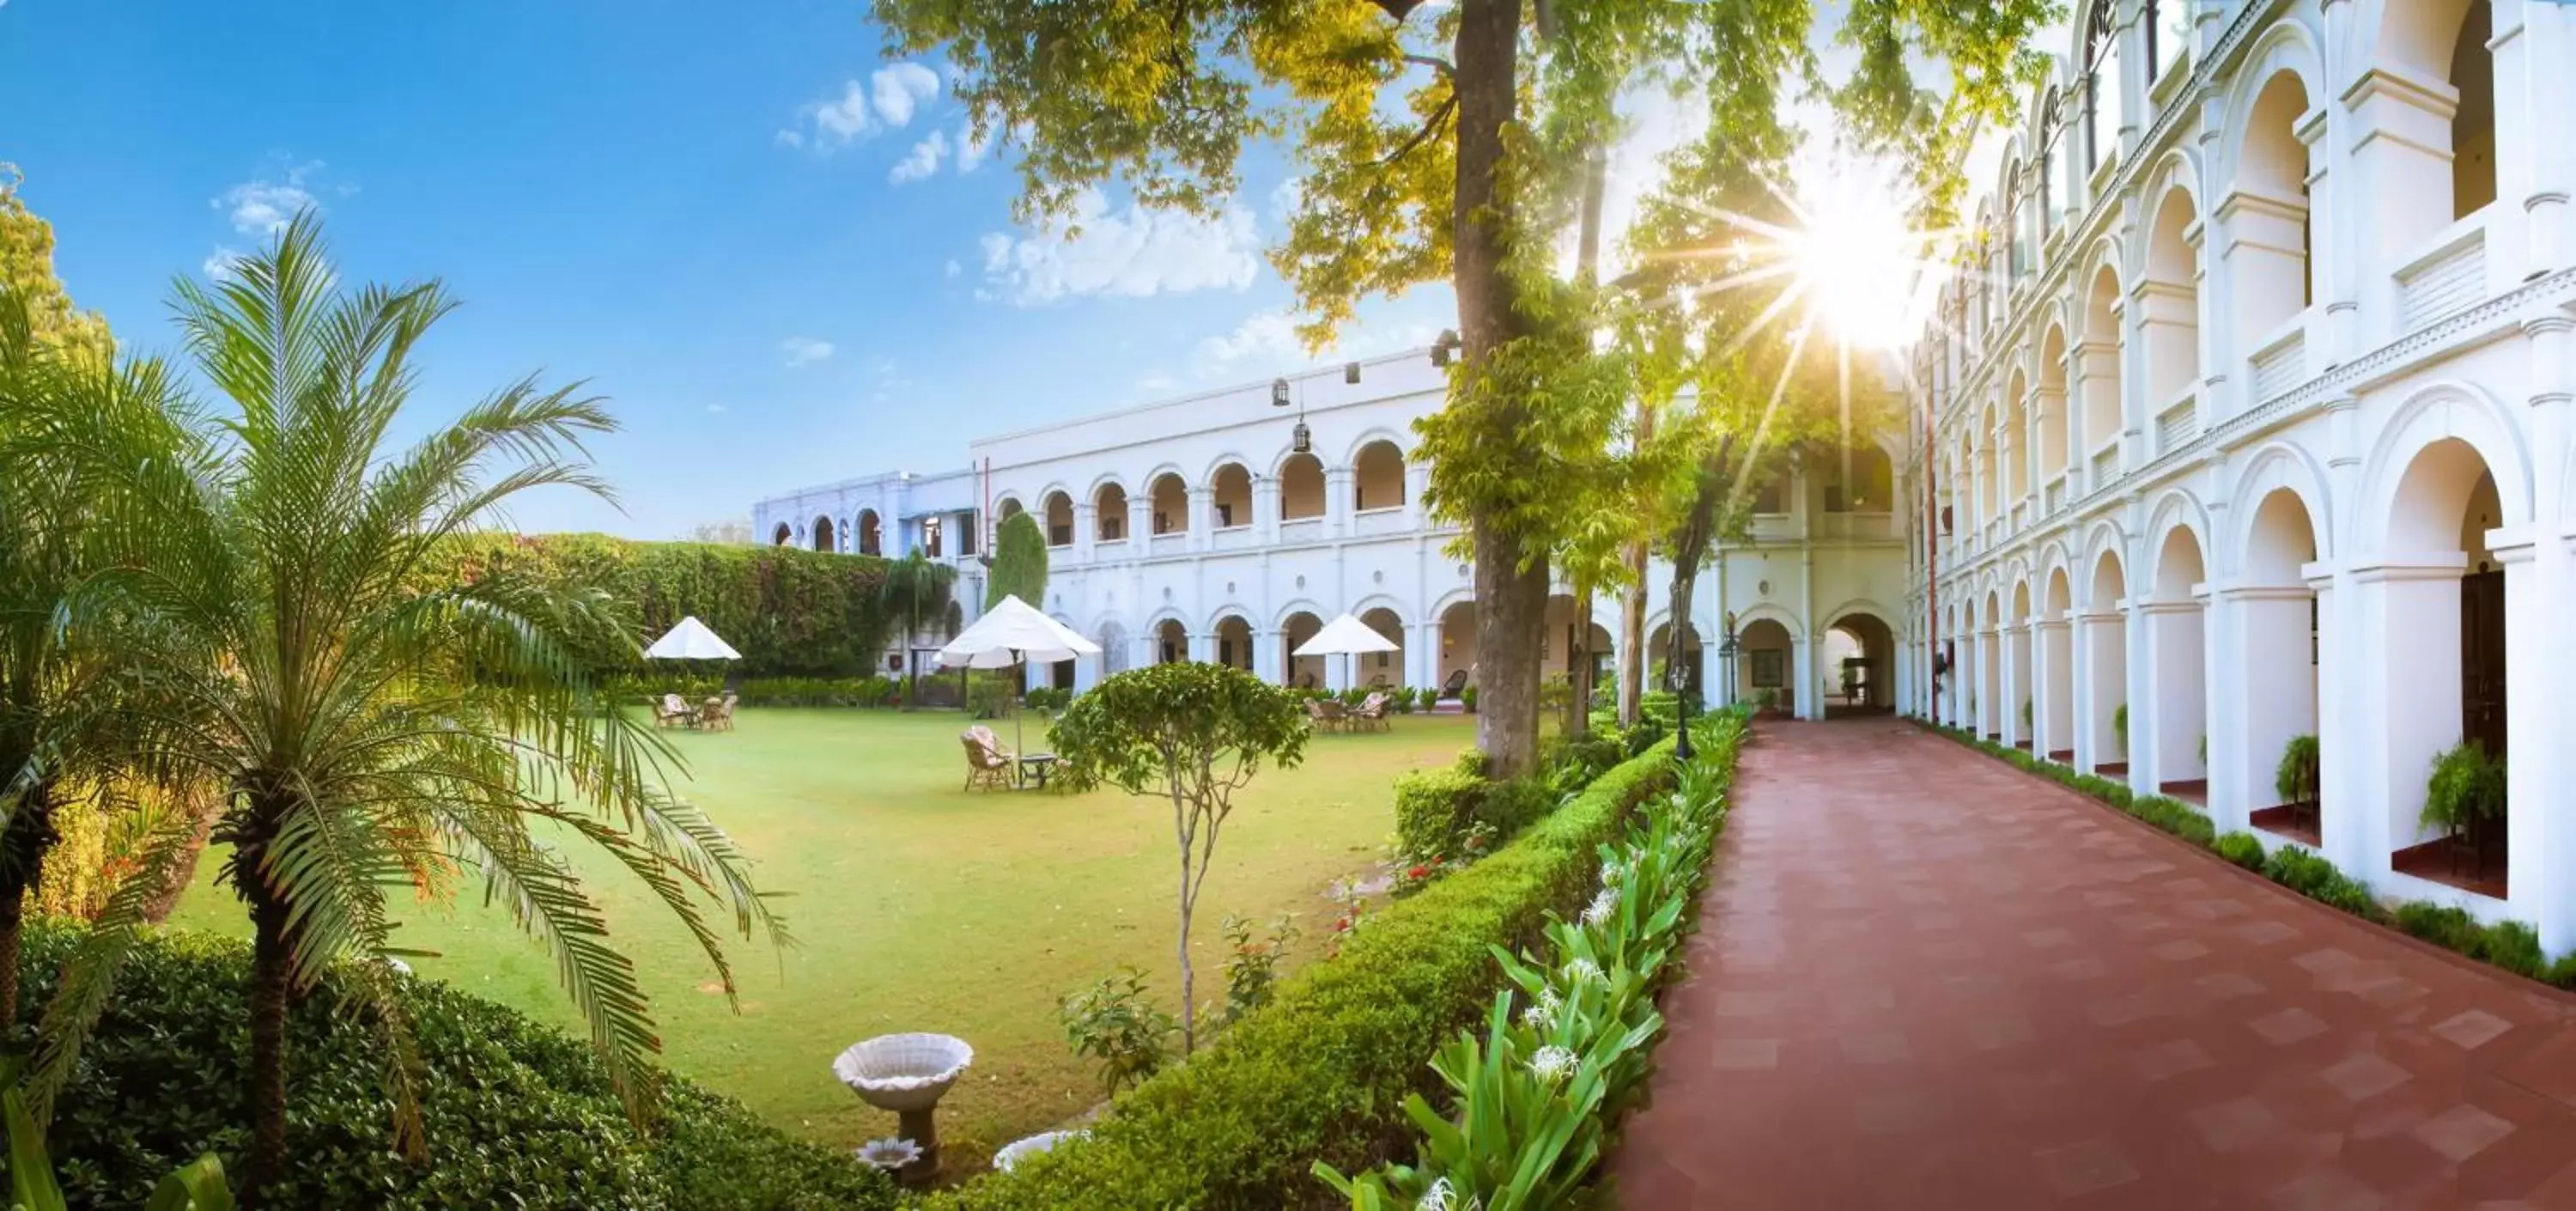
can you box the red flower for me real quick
[1334,917,1352,932]
[1407,865,1431,879]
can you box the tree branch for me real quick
[1402,53,1456,80]
[1370,0,1426,23]
[1534,0,1559,44]
[1375,94,1459,167]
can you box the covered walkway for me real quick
[1612,721,2576,1208]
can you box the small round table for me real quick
[1018,753,1058,789]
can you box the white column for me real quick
[2000,623,2027,748]
[1189,630,1216,665]
[2039,618,2073,760]
[2350,559,2470,879]
[1409,621,1438,691]
[1188,487,1213,553]
[1255,627,1285,686]
[2123,599,2156,795]
[2494,534,2550,933]
[2217,585,2313,837]
[2309,569,2364,873]
[1254,477,1281,545]
[1127,496,1152,555]
[1071,502,1095,565]
[2524,316,2576,947]
[1792,636,1817,721]
[1325,466,1355,539]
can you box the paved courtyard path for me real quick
[1609,719,2576,1210]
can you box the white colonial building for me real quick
[1899,0,2576,940]
[756,350,1910,725]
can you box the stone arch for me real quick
[2227,442,2336,573]
[1277,448,1327,520]
[1270,598,1327,630]
[1039,488,1075,547]
[1145,468,1189,535]
[1091,477,1131,542]
[2359,380,2534,554]
[853,508,883,556]
[1279,607,1328,688]
[994,495,1026,523]
[811,514,835,553]
[1819,600,1898,715]
[1207,609,1257,672]
[2004,368,2032,505]
[2145,489,2215,597]
[1207,460,1255,529]
[1351,438,1406,513]
[2037,323,2071,484]
[771,520,793,547]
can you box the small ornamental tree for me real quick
[1048,662,1308,1054]
[985,510,1048,610]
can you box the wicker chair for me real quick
[962,727,1016,792]
[1352,692,1391,732]
[653,694,695,728]
[1305,698,1345,733]
[699,693,737,733]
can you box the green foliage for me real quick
[927,737,1689,1209]
[428,532,910,679]
[1024,686,1073,713]
[4,922,896,1211]
[1218,914,1298,1028]
[967,672,1018,720]
[986,512,1049,610]
[2111,703,2128,751]
[2275,734,2321,805]
[1460,686,1479,714]
[2391,904,2549,978]
[0,167,113,356]
[2421,742,2507,835]
[2214,831,2268,872]
[1393,770,1556,866]
[2261,848,2381,919]
[1058,968,1179,1097]
[611,674,900,709]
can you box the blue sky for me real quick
[0,2,1461,539]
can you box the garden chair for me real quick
[700,694,737,733]
[654,694,694,728]
[1438,668,1469,701]
[1305,698,1344,733]
[961,727,1015,792]
[1352,692,1390,732]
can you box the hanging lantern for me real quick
[1293,420,1312,453]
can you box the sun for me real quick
[1780,157,1936,350]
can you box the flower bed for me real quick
[927,735,1692,1209]
[1917,721,2576,990]
[1317,710,1746,1208]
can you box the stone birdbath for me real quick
[834,1033,974,1184]
[993,1129,1085,1173]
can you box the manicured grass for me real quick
[162,707,1475,1164]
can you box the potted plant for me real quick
[2421,742,2506,837]
[2275,734,2320,805]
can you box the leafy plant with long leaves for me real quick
[880,548,954,708]
[16,216,785,1201]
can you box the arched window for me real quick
[1149,473,1188,534]
[2083,0,2126,171]
[2451,0,2495,220]
[1352,441,1405,511]
[856,509,883,556]
[1042,491,1073,547]
[1279,453,1325,520]
[1210,464,1253,529]
[772,522,793,547]
[812,515,835,553]
[2146,0,2191,82]
[1095,482,1129,542]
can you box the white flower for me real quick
[1528,1045,1578,1082]
[854,1137,922,1170]
[1521,987,1562,1031]
[1601,864,1625,886]
[1563,957,1604,984]
[1582,888,1620,927]
[1418,1177,1457,1210]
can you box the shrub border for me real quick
[928,735,1690,1209]
[1913,720,2576,993]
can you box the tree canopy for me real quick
[986,510,1049,609]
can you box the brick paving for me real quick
[1609,719,2576,1210]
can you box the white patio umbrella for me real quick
[1292,612,1400,693]
[937,595,1102,753]
[646,616,742,660]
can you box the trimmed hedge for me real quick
[1915,720,2576,993]
[1390,770,1553,864]
[6,922,898,1211]
[932,738,1687,1209]
[611,673,902,708]
[424,532,918,679]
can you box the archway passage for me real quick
[1095,483,1129,542]
[1980,592,2003,739]
[2242,489,2323,846]
[2084,551,2129,776]
[2381,437,2508,898]
[1211,464,1253,529]
[1042,491,1074,547]
[1282,611,1325,689]
[1280,453,1325,521]
[2040,569,2075,762]
[811,515,835,553]
[1737,619,1789,714]
[2007,581,2034,751]
[1150,473,1188,535]
[1824,612,1896,718]
[1358,607,1406,689]
[1437,601,1477,699]
[1213,616,1255,672]
[772,521,793,547]
[1647,621,1706,703]
[1155,619,1189,665]
[1354,441,1405,512]
[2149,526,2208,804]
[856,509,883,556]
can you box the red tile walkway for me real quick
[1609,718,2576,1210]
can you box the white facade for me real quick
[756,350,1911,721]
[1899,0,2576,941]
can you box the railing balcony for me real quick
[1278,516,1326,544]
[1149,532,1188,556]
[2090,443,2120,489]
[2396,216,2489,336]
[2247,319,2308,405]
[1352,506,1408,538]
[2043,474,2067,517]
[2154,389,2199,457]
[1211,525,1256,551]
[1813,512,1897,542]
[2010,500,2029,532]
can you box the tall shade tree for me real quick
[19,217,784,1202]
[870,0,2054,775]
[984,509,1048,610]
[0,167,112,359]
[1046,662,1307,1055]
[881,546,957,708]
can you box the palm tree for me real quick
[879,548,953,708]
[0,289,189,1026]
[21,216,782,1202]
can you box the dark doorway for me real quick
[2461,569,2506,758]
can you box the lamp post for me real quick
[1719,612,1741,711]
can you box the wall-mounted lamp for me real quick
[1270,377,1292,408]
[1344,362,1362,385]
[1429,329,1462,368]
[1276,376,1311,453]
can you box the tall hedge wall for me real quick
[426,533,914,679]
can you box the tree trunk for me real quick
[1569,585,1594,738]
[1172,789,1197,1056]
[1619,543,1649,725]
[1452,0,1544,776]
[0,780,57,1029]
[240,829,296,1206]
[1664,449,1731,700]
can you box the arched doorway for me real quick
[1150,473,1188,535]
[772,521,793,547]
[1437,600,1477,697]
[1213,615,1255,672]
[2041,570,2074,760]
[2241,487,2321,843]
[1279,453,1325,521]
[1734,619,1786,714]
[811,515,835,553]
[2150,525,2208,801]
[1281,611,1325,689]
[2087,551,2129,774]
[855,509,883,556]
[1211,464,1252,530]
[2008,581,2034,750]
[1155,618,1189,664]
[1358,607,1406,689]
[1095,482,1129,543]
[1353,441,1405,513]
[2379,436,2508,896]
[1825,612,1895,718]
[1646,620,1704,702]
[1042,491,1074,548]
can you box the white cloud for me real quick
[954,123,992,173]
[976,188,1261,306]
[202,246,243,281]
[1189,306,1440,381]
[779,336,835,368]
[213,160,331,234]
[890,130,949,184]
[1194,310,1302,370]
[787,62,943,150]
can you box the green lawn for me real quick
[162,707,1473,1162]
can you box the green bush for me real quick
[1460,686,1479,713]
[2422,742,2506,835]
[611,673,899,708]
[2262,847,2381,919]
[928,738,1688,1209]
[2214,831,2268,871]
[6,923,896,1211]
[427,532,918,679]
[1394,769,1485,863]
[2275,734,2320,804]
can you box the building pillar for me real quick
[1255,626,1285,686]
[2341,64,2465,349]
[1126,496,1151,557]
[1792,636,1817,721]
[2215,584,2313,837]
[2493,533,2552,935]
[2307,568,2361,872]
[1254,477,1281,546]
[1071,502,1095,565]
[2076,609,2122,774]
[1999,622,2026,748]
[1973,625,1996,738]
[1325,466,1355,539]
[2038,618,2074,761]
[1188,487,1213,553]
[1189,630,1216,665]
[2122,597,2156,796]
